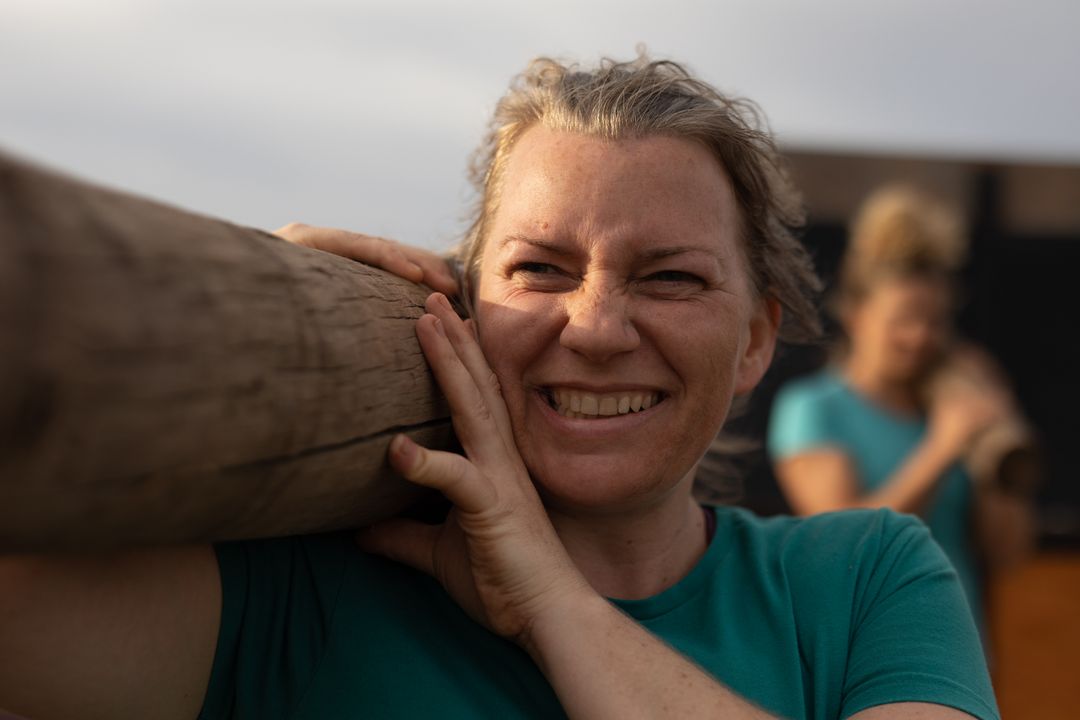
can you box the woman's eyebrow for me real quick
[498,234,576,257]
[499,235,727,273]
[640,246,720,261]
[501,236,722,260]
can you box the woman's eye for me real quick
[644,271,704,285]
[514,262,560,276]
[509,261,576,291]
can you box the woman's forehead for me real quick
[501,126,731,196]
[487,127,742,259]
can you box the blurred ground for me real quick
[990,554,1080,719]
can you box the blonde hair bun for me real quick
[847,185,967,281]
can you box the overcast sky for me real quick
[2,0,1078,249]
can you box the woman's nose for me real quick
[559,283,640,363]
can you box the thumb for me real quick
[356,518,440,577]
[388,434,495,513]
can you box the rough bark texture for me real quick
[0,152,452,551]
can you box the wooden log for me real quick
[0,152,452,551]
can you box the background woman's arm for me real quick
[776,440,958,516]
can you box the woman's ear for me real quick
[733,295,781,397]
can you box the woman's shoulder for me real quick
[713,508,997,720]
[766,370,858,455]
[772,369,849,409]
[720,504,928,546]
[716,506,938,584]
[714,507,964,653]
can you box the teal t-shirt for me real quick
[767,371,982,628]
[199,507,998,720]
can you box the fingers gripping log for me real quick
[0,152,452,551]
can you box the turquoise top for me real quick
[767,370,981,628]
[199,507,997,720]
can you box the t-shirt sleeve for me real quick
[198,533,350,720]
[840,512,1000,720]
[767,381,841,459]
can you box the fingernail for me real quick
[433,317,446,336]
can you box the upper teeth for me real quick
[550,388,660,418]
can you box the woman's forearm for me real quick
[523,591,775,720]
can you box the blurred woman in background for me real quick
[768,185,1038,635]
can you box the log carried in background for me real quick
[0,152,452,551]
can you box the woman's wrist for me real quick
[517,584,612,664]
[921,432,965,466]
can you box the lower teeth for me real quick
[557,404,657,419]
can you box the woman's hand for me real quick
[356,293,592,645]
[927,386,1010,460]
[273,223,459,296]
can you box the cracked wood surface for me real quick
[0,152,452,551]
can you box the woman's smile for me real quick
[532,385,669,437]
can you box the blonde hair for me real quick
[455,52,822,344]
[838,184,967,306]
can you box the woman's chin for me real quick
[526,453,693,515]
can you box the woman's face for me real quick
[473,126,778,514]
[847,276,952,384]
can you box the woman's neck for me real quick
[842,358,920,414]
[546,485,706,601]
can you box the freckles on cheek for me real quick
[685,328,741,412]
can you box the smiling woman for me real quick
[0,54,999,720]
